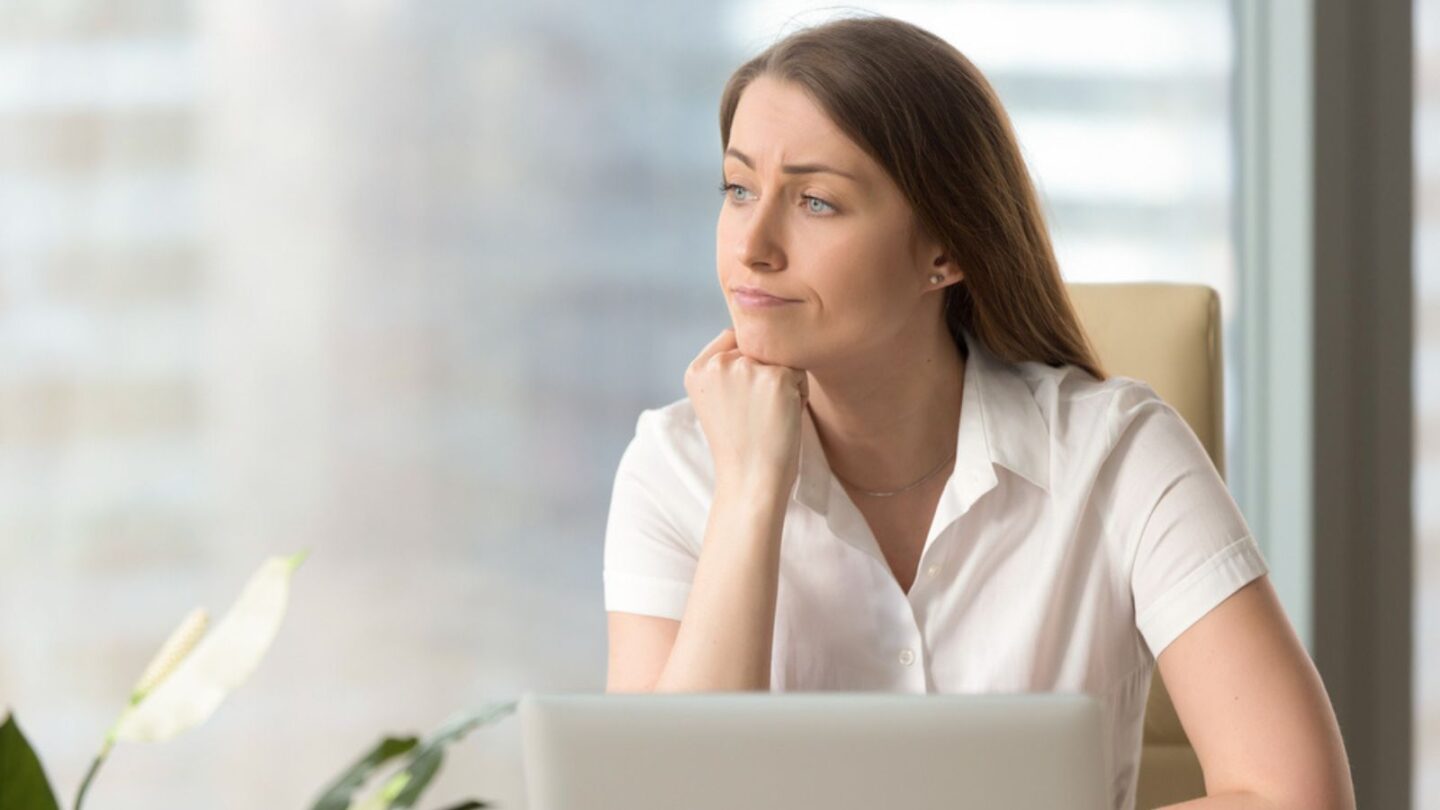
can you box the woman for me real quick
[603,15,1353,810]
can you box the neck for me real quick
[804,324,966,494]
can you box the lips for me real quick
[731,286,797,302]
[733,289,799,309]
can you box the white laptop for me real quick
[519,691,1109,810]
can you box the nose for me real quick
[733,192,787,272]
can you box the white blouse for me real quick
[602,329,1270,810]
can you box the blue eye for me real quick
[718,182,753,202]
[804,195,836,214]
[718,182,836,214]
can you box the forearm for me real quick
[652,476,789,692]
[1159,791,1351,810]
[1158,794,1278,810]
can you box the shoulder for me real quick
[639,395,701,433]
[1009,359,1172,457]
[1009,362,1220,531]
[632,396,706,459]
[618,396,714,491]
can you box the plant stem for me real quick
[73,739,112,810]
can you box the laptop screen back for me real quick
[520,692,1110,810]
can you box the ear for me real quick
[910,218,964,288]
[924,251,965,289]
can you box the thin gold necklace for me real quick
[832,447,957,497]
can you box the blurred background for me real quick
[0,0,1431,807]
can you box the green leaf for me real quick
[360,701,516,810]
[111,552,306,742]
[308,736,419,810]
[0,712,60,810]
[352,771,411,810]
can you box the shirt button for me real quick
[926,563,940,575]
[898,648,916,666]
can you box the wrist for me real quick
[714,469,793,506]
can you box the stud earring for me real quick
[928,273,944,284]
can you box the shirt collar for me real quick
[790,329,1051,517]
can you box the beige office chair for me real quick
[1067,282,1224,809]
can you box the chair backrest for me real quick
[1066,282,1224,809]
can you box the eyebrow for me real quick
[724,148,859,181]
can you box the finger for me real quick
[788,369,809,402]
[692,327,738,367]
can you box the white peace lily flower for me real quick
[110,552,306,743]
[128,607,210,704]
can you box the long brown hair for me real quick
[719,14,1106,380]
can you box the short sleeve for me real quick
[1104,382,1271,660]
[602,409,699,621]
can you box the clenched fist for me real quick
[684,327,810,495]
